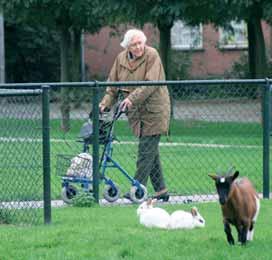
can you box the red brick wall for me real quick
[84,24,158,80]
[190,22,271,78]
[84,27,122,79]
[84,22,271,79]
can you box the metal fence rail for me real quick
[0,79,271,225]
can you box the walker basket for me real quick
[56,153,93,179]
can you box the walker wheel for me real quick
[130,184,147,203]
[103,184,120,202]
[61,185,77,204]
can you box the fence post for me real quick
[262,80,270,199]
[92,82,100,203]
[42,84,51,224]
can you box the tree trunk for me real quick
[70,28,83,108]
[70,28,81,82]
[157,20,174,120]
[247,6,268,125]
[157,21,172,79]
[0,6,5,83]
[247,8,267,79]
[60,27,71,132]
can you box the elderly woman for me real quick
[99,28,170,201]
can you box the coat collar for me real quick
[119,47,146,72]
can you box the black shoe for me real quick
[153,192,170,202]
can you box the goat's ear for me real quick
[208,174,217,181]
[232,171,239,180]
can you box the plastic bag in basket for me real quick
[66,153,93,178]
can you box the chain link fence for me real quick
[51,80,271,207]
[0,79,271,225]
[0,89,44,225]
[167,82,264,202]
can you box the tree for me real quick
[1,0,107,131]
[4,22,60,83]
[219,0,269,78]
[179,0,271,79]
[0,1,60,83]
[116,0,272,79]
[31,0,107,131]
[0,5,4,83]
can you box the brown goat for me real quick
[209,170,260,245]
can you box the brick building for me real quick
[84,21,272,80]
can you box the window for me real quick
[171,20,203,50]
[219,21,248,49]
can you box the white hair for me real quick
[120,29,147,48]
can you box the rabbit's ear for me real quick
[191,207,198,216]
[146,198,153,206]
[151,198,157,206]
[138,201,144,208]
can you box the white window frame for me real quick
[219,21,248,49]
[171,20,203,50]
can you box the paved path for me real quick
[173,99,261,122]
[0,99,262,123]
[1,192,270,209]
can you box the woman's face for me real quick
[128,35,145,58]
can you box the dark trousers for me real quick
[134,135,166,192]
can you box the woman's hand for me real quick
[99,103,107,113]
[120,98,133,111]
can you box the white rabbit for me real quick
[169,207,205,229]
[137,199,170,229]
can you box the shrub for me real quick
[71,191,96,207]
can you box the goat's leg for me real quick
[236,225,247,244]
[240,225,248,245]
[236,226,242,243]
[224,223,234,245]
[247,222,254,241]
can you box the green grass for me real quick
[0,118,266,202]
[0,117,262,143]
[49,118,262,145]
[0,200,271,259]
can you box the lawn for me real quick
[0,116,271,259]
[0,117,266,202]
[0,199,271,260]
